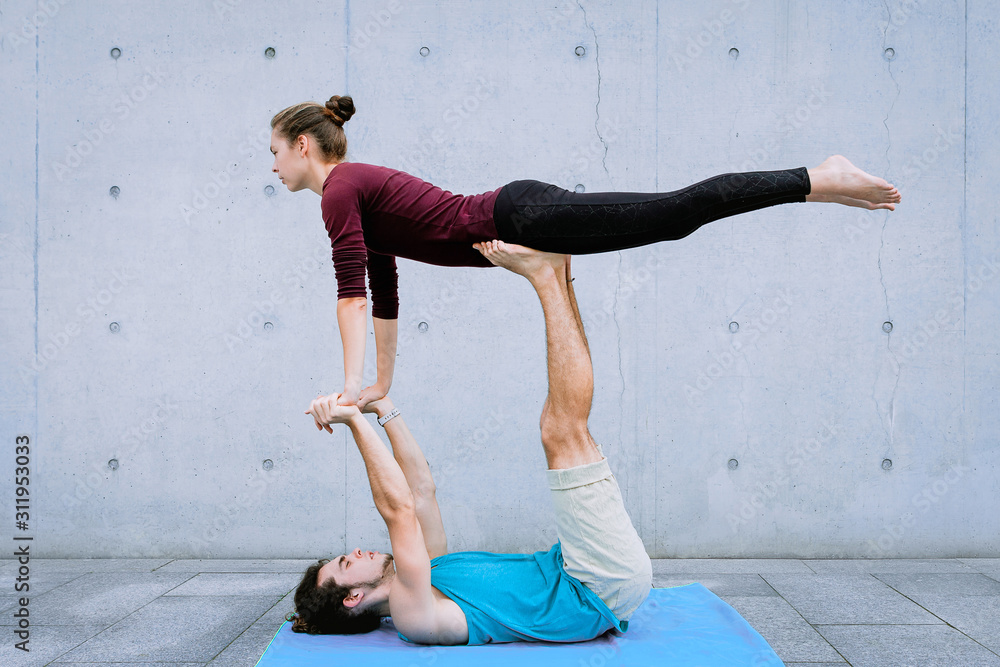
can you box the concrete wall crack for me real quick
[576,0,610,180]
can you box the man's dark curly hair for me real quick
[283,558,383,635]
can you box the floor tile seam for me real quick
[151,559,179,572]
[871,570,1000,591]
[812,622,961,627]
[205,592,290,663]
[20,572,160,665]
[800,560,821,574]
[753,573,848,664]
[871,572,1000,651]
[37,621,111,666]
[161,572,202,595]
[162,580,297,598]
[25,571,92,599]
[46,573,205,664]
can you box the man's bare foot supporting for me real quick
[474,239,601,471]
[472,240,566,283]
[806,155,902,210]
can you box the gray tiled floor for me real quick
[1,558,998,666]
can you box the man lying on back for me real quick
[289,240,651,644]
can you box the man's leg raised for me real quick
[475,240,652,622]
[474,240,600,470]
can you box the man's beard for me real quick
[362,553,395,588]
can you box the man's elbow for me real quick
[382,495,417,523]
[412,481,437,502]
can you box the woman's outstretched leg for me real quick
[493,155,900,255]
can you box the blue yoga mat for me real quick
[256,584,784,666]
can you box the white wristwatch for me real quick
[377,408,400,427]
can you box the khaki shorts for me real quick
[546,449,652,621]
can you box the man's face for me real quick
[318,548,394,590]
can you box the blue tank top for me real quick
[399,542,625,645]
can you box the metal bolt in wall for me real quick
[108,459,119,471]
[110,47,121,60]
[882,321,893,334]
[575,45,586,57]
[728,458,739,470]
[883,47,896,61]
[419,46,430,57]
[264,185,275,197]
[418,321,429,333]
[882,458,893,471]
[265,47,276,59]
[262,459,273,471]
[109,322,120,334]
[109,186,120,199]
[263,322,273,331]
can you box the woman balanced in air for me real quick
[270,95,900,409]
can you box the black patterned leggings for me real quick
[492,167,811,254]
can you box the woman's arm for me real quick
[336,297,368,405]
[357,317,397,409]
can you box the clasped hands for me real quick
[305,392,391,433]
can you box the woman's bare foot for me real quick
[473,240,567,282]
[806,155,902,210]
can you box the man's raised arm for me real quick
[362,397,447,559]
[305,395,465,645]
[306,395,418,531]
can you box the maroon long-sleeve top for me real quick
[321,162,502,320]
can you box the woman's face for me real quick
[270,129,308,191]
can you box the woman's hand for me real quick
[361,395,395,418]
[356,382,389,411]
[306,393,360,433]
[336,386,361,407]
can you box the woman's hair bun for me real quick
[324,95,356,126]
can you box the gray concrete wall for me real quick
[1,0,996,558]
